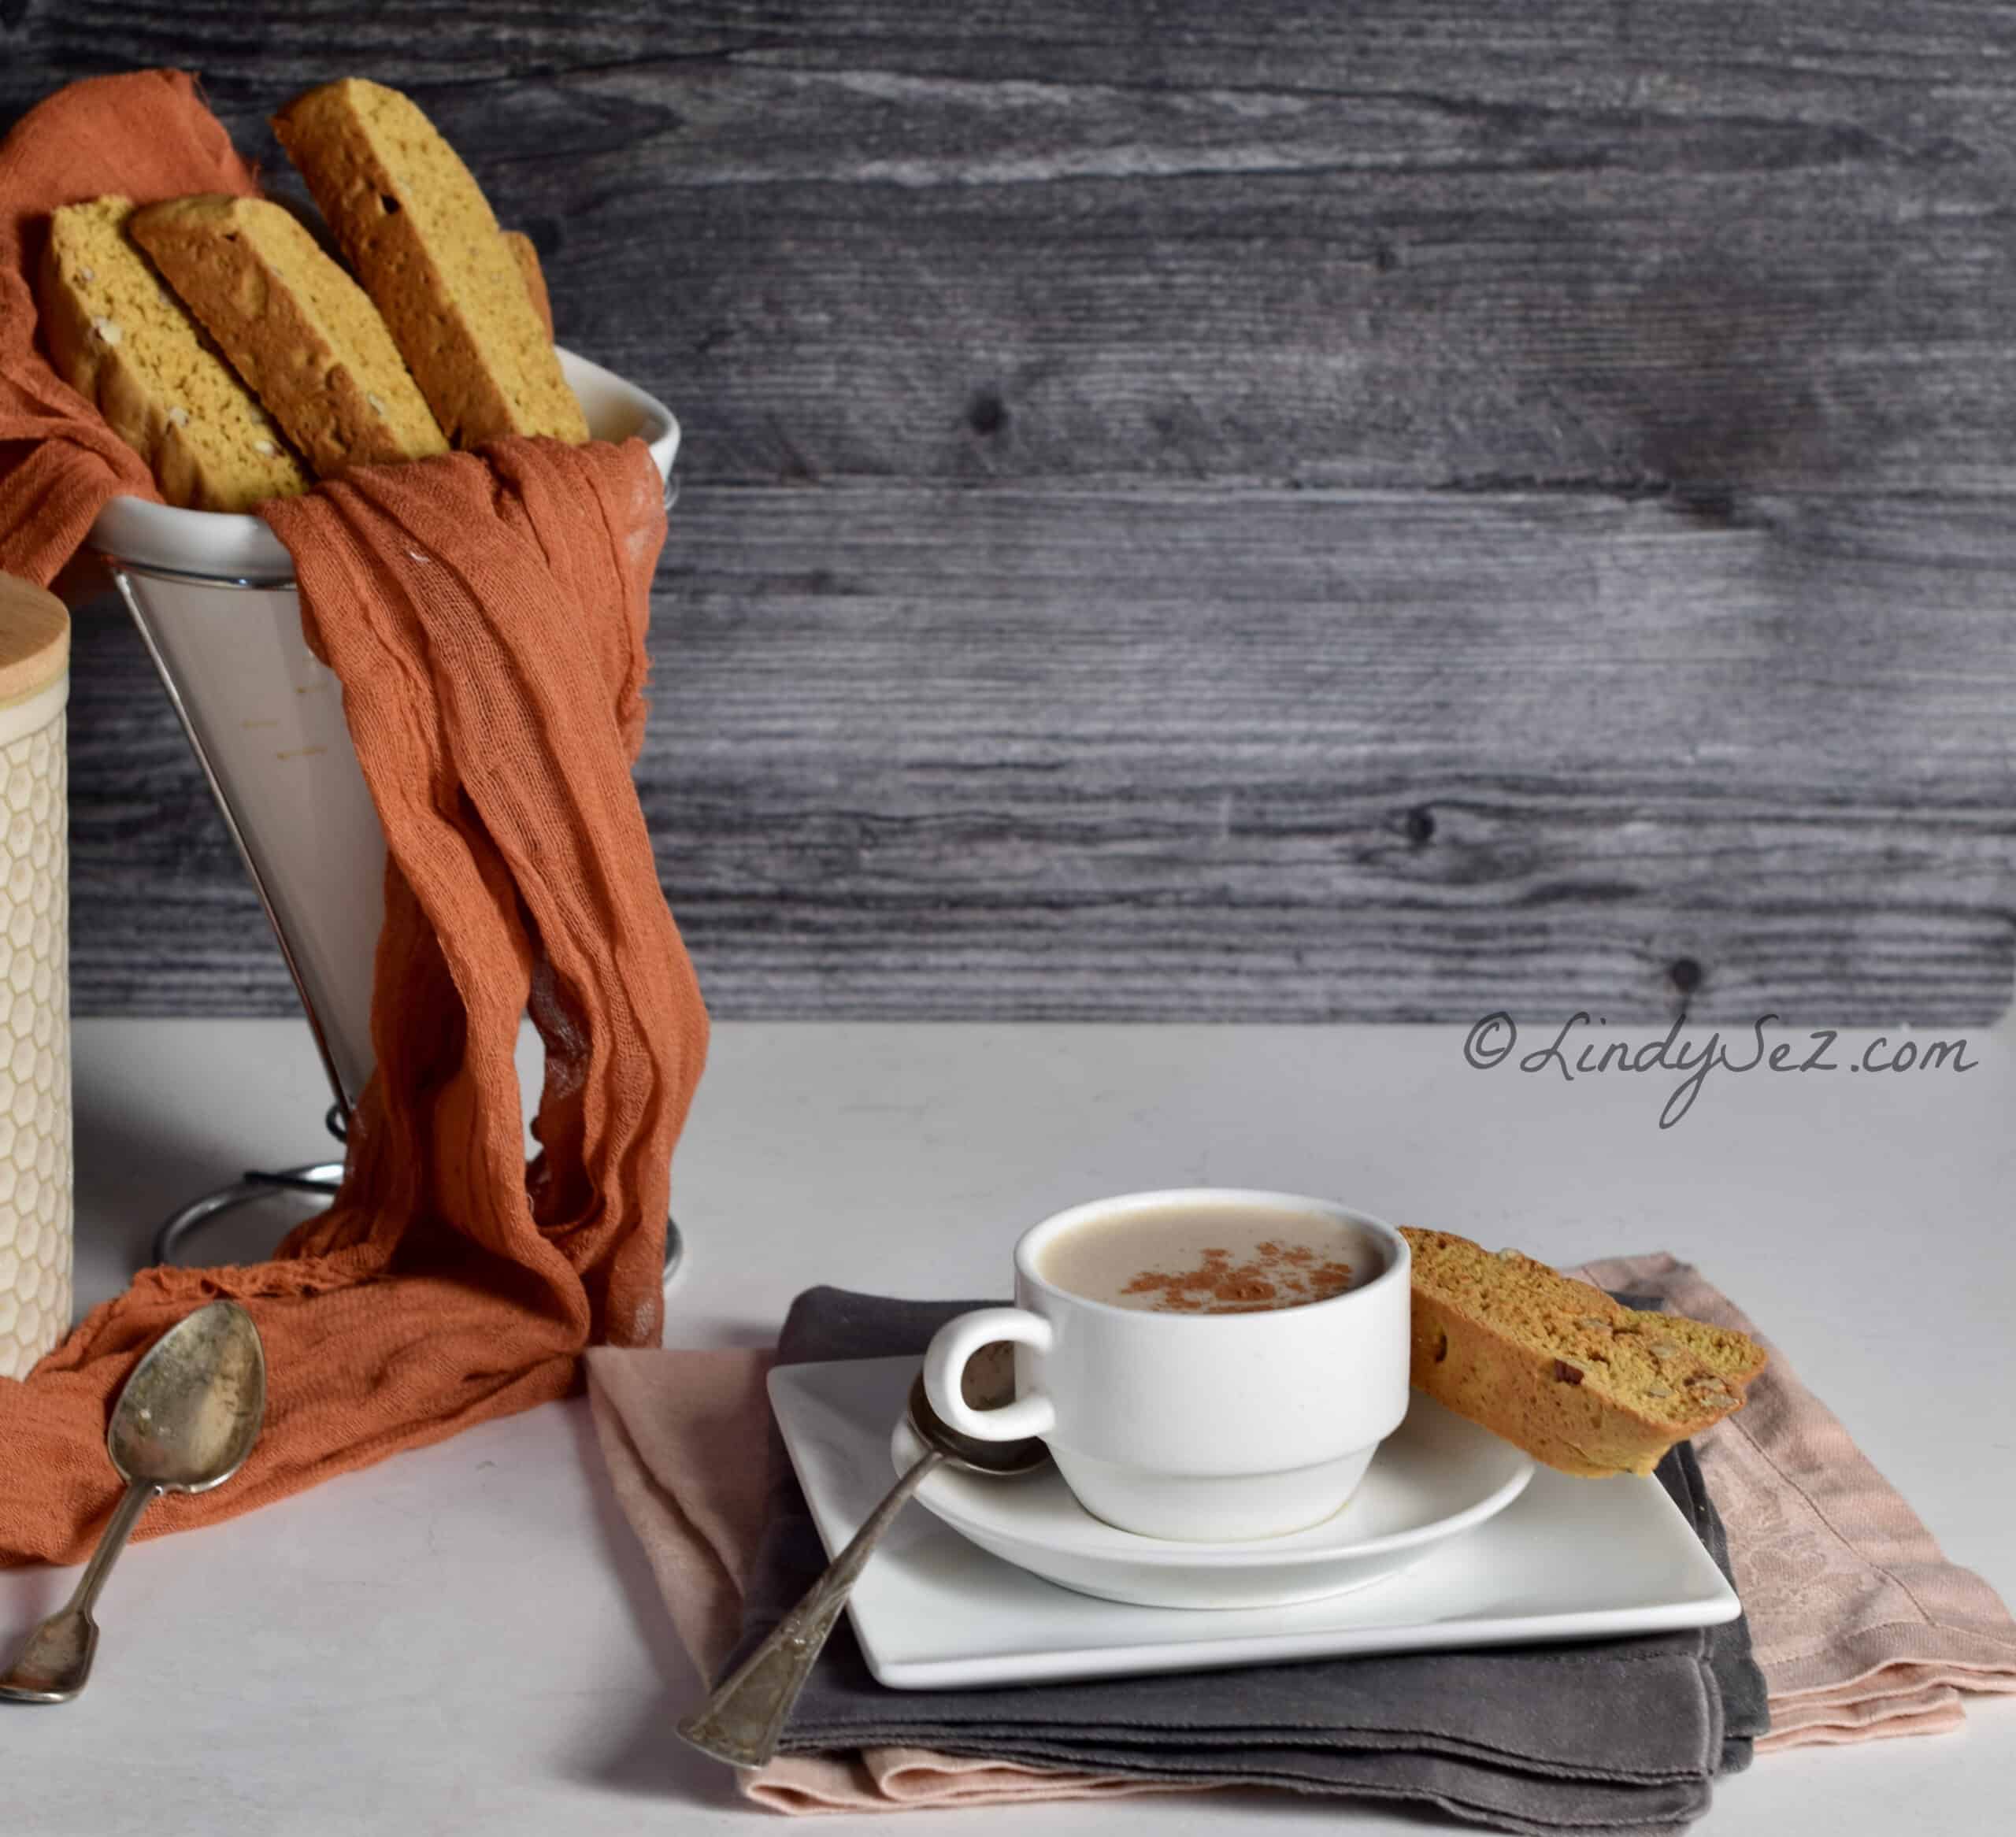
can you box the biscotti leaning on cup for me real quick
[1401,1227,1766,1477]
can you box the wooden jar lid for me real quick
[0,573,70,706]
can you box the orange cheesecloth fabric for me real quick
[0,72,709,1565]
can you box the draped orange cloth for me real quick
[0,73,708,1565]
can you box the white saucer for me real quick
[890,1391,1532,1609]
[768,1354,1742,1690]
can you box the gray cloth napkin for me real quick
[717,1287,1768,1837]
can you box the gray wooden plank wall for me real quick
[8,2,2015,1024]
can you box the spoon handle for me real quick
[677,1448,947,1768]
[68,1480,160,1620]
[0,1480,160,1703]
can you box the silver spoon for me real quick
[0,1300,267,1704]
[678,1346,1049,1767]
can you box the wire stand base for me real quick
[148,1135,686,1280]
[151,1161,349,1268]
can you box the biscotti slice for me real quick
[130,195,447,480]
[272,80,587,446]
[1400,1227,1764,1478]
[502,231,554,339]
[37,196,307,512]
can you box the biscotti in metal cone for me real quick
[130,194,447,480]
[1401,1226,1766,1476]
[37,196,308,512]
[272,79,587,449]
[502,230,554,341]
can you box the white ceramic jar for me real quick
[0,573,71,1380]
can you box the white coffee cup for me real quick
[923,1189,1411,1542]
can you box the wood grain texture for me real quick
[65,485,2016,1023]
[9,1,2016,1023]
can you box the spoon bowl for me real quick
[109,1297,267,1494]
[905,1361,1050,1478]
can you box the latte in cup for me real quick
[1036,1199,1358,1314]
[923,1190,1412,1542]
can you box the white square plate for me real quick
[769,1354,1740,1690]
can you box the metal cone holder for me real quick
[80,352,684,1273]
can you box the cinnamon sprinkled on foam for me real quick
[1119,1241,1354,1314]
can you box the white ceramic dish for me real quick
[769,1353,1742,1690]
[80,350,679,1109]
[889,1388,1531,1609]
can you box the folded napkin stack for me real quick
[587,1259,2016,1833]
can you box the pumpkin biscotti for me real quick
[272,79,587,448]
[502,230,554,340]
[130,195,447,480]
[1400,1227,1766,1477]
[37,196,308,512]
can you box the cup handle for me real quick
[922,1307,1057,1442]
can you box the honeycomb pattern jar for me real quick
[0,575,69,1382]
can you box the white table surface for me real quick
[5,1013,2012,1835]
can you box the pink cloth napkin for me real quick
[1573,1255,2016,1751]
[584,1345,1188,1811]
[585,1256,2016,1811]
